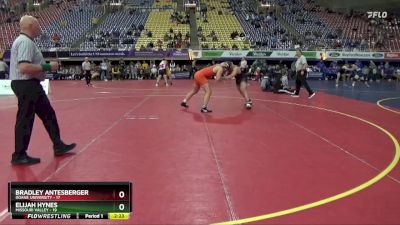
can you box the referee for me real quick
[292,48,315,98]
[10,15,76,165]
[82,57,92,86]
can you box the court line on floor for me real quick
[42,95,152,182]
[211,97,400,225]
[261,102,400,184]
[202,116,239,221]
[0,95,145,110]
[0,95,152,222]
[377,97,400,115]
[1,93,398,223]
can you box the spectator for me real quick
[131,62,138,80]
[52,33,61,42]
[82,57,92,86]
[111,65,121,80]
[100,59,108,81]
[150,64,158,80]
[0,57,9,79]
[170,60,176,74]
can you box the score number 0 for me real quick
[118,191,125,211]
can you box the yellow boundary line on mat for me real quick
[213,98,400,225]
[377,97,400,115]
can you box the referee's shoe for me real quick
[11,154,41,165]
[11,142,76,165]
[54,142,77,156]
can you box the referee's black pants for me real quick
[84,70,91,85]
[295,71,314,95]
[11,80,62,157]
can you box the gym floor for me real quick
[0,79,399,224]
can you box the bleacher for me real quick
[124,0,154,8]
[0,0,399,52]
[197,0,246,49]
[135,9,190,50]
[280,0,338,49]
[230,0,293,49]
[0,0,22,23]
[153,0,177,10]
[80,10,149,50]
[0,2,74,50]
[37,2,104,50]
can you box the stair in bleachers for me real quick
[197,0,247,49]
[80,9,150,50]
[176,0,185,12]
[135,9,190,50]
[35,2,105,49]
[189,9,200,49]
[275,6,304,46]
[72,8,110,49]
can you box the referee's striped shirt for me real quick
[10,33,45,80]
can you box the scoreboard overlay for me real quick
[8,182,132,220]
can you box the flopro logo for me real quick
[367,12,387,19]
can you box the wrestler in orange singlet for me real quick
[181,62,233,113]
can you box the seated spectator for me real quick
[163,33,169,41]
[52,33,61,42]
[147,41,154,49]
[112,65,121,80]
[156,38,162,46]
[167,41,174,49]
[150,65,158,79]
[138,24,144,31]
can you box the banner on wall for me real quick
[188,50,202,60]
[384,52,400,59]
[246,51,273,57]
[326,51,385,59]
[68,50,189,59]
[0,79,50,95]
[0,50,189,59]
[221,51,249,58]
[201,51,224,58]
[269,51,318,59]
[200,50,318,59]
[2,49,397,60]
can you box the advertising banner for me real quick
[327,51,385,59]
[384,52,400,59]
[0,79,50,95]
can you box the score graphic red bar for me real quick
[9,182,131,201]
